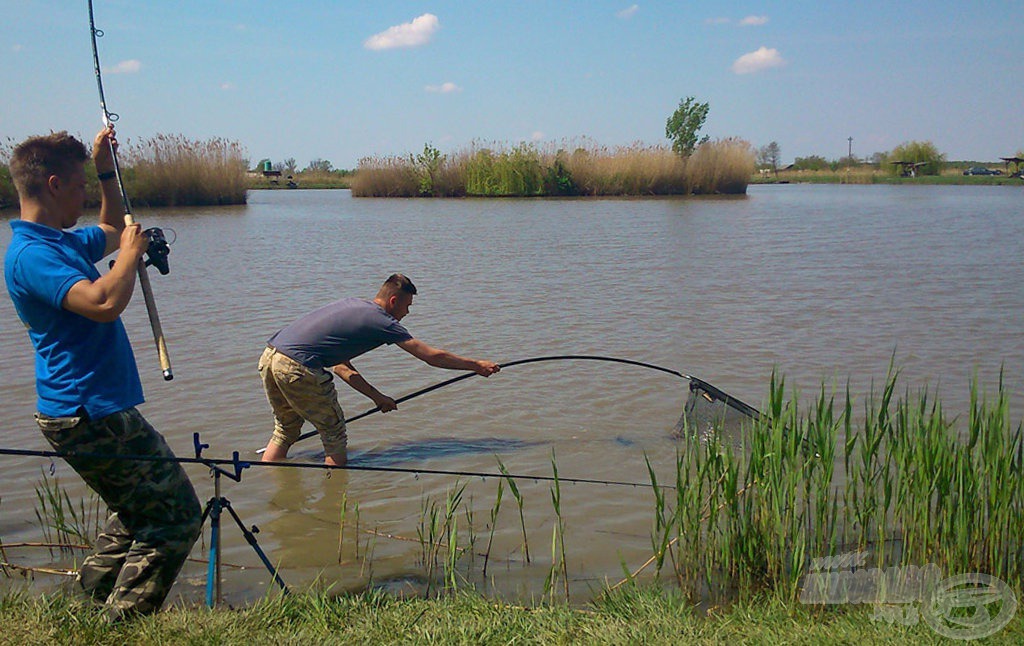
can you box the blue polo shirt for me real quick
[4,220,144,418]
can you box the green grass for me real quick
[4,585,1021,645]
[752,167,1024,185]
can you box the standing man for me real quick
[259,273,501,466]
[4,128,201,620]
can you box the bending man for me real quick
[259,273,500,465]
[3,128,202,620]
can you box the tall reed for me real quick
[32,470,102,557]
[352,138,754,197]
[120,133,249,206]
[634,369,1024,603]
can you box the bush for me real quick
[880,140,945,176]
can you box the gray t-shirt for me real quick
[268,297,412,369]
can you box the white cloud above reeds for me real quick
[739,15,769,26]
[617,5,639,19]
[364,14,440,50]
[731,47,784,74]
[426,82,461,93]
[107,59,141,74]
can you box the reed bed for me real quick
[351,138,754,197]
[120,134,249,207]
[652,369,1024,603]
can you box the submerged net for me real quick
[672,376,760,441]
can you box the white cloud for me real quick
[364,13,440,50]
[107,59,141,74]
[739,15,769,26]
[731,46,784,74]
[12,43,23,53]
[426,82,461,94]
[220,82,235,91]
[617,4,639,19]
[530,131,544,142]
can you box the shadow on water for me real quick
[345,437,542,468]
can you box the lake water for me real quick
[1,184,1022,604]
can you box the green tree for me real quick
[881,141,945,176]
[410,143,444,196]
[758,141,781,173]
[793,155,829,171]
[305,158,334,173]
[665,96,710,156]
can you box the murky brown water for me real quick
[2,184,1022,604]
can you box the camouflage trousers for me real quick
[258,346,348,456]
[36,407,202,618]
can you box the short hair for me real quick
[377,273,417,299]
[9,131,89,200]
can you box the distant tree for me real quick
[410,143,444,196]
[665,96,710,156]
[868,152,885,165]
[793,155,830,171]
[305,158,334,173]
[283,157,297,174]
[881,141,945,176]
[758,141,782,173]
[836,155,859,168]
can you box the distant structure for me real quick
[889,160,927,177]
[261,160,282,184]
[1000,156,1024,178]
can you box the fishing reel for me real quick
[143,227,171,275]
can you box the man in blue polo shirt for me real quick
[259,273,501,466]
[4,128,201,621]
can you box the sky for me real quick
[2,1,1021,169]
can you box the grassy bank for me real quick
[752,166,1024,186]
[0,133,249,211]
[351,138,755,197]
[247,169,354,191]
[4,585,1020,645]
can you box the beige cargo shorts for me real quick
[258,346,347,455]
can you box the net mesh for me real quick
[672,377,760,441]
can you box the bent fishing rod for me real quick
[89,0,174,380]
[257,354,693,454]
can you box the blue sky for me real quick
[3,1,1021,169]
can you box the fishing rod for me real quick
[0,442,670,490]
[88,0,174,380]
[257,354,693,454]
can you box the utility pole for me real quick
[848,137,853,160]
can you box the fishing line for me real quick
[0,446,670,490]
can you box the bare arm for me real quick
[397,338,500,376]
[92,127,126,257]
[332,361,398,412]
[62,224,147,322]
